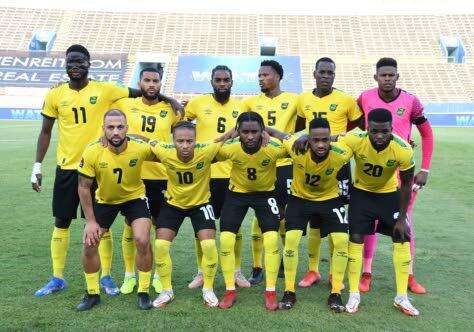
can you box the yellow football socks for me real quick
[219,231,236,290]
[263,231,280,290]
[393,242,411,296]
[99,230,113,277]
[200,239,218,289]
[283,230,303,292]
[155,239,172,291]
[347,241,363,293]
[51,227,70,279]
[307,228,322,272]
[330,232,349,294]
[251,217,263,268]
[234,228,243,271]
[137,270,151,293]
[84,271,100,295]
[328,234,334,275]
[121,224,136,274]
[194,237,203,271]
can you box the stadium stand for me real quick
[0,7,472,103]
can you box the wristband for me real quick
[33,162,42,174]
[420,169,429,173]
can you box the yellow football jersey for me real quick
[339,132,415,193]
[185,94,242,178]
[78,138,155,205]
[42,80,129,169]
[151,142,221,209]
[282,136,352,201]
[243,92,299,167]
[216,138,288,193]
[297,88,361,135]
[112,98,179,180]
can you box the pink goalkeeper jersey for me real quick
[358,88,424,141]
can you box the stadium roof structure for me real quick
[2,0,474,15]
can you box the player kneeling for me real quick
[76,109,155,311]
[267,118,352,312]
[151,121,233,308]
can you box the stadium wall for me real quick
[2,104,474,126]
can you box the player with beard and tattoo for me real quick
[243,60,299,285]
[32,45,132,297]
[184,65,249,289]
[111,68,181,295]
[77,109,156,311]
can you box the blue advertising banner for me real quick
[2,107,473,126]
[0,108,42,120]
[425,113,474,126]
[174,55,302,94]
[0,50,127,87]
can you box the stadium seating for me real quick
[0,7,472,103]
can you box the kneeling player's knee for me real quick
[55,218,72,229]
[349,233,364,244]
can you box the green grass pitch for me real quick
[0,121,472,330]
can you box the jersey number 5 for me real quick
[267,111,276,126]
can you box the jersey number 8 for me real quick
[247,168,257,180]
